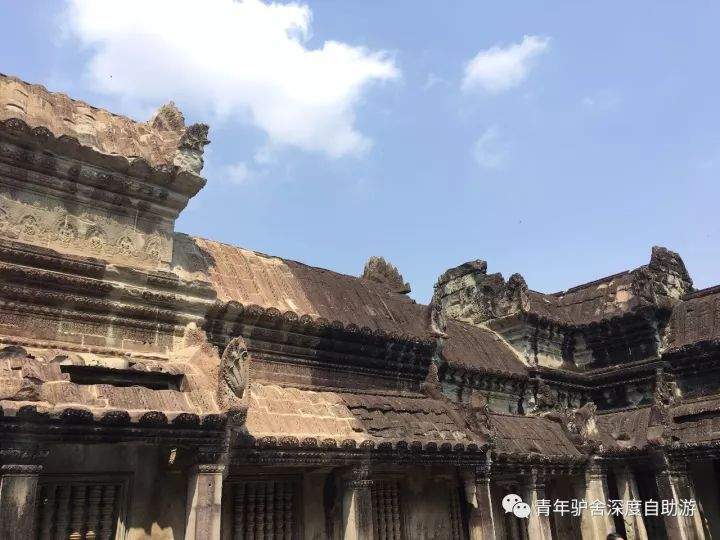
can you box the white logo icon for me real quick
[502,493,530,518]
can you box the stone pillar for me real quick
[614,465,648,540]
[342,465,374,540]
[185,463,225,540]
[522,469,552,540]
[0,463,42,540]
[574,462,614,540]
[655,458,706,540]
[465,464,496,540]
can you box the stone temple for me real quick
[0,72,718,540]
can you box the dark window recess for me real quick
[371,479,404,540]
[674,410,720,423]
[60,365,184,390]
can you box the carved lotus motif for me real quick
[19,215,39,236]
[144,236,162,261]
[87,227,107,252]
[57,222,76,244]
[117,235,134,255]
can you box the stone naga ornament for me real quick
[218,336,251,424]
[422,363,494,440]
[648,366,682,445]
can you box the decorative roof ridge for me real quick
[186,234,421,300]
[672,392,720,405]
[1,73,147,124]
[523,303,658,330]
[488,411,534,418]
[550,269,632,297]
[683,284,720,300]
[596,404,653,415]
[250,382,429,400]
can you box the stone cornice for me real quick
[0,118,205,213]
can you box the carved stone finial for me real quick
[218,336,250,424]
[542,400,601,454]
[647,366,681,445]
[534,380,559,413]
[149,101,186,133]
[361,256,411,294]
[465,391,493,437]
[174,123,210,174]
[633,246,693,309]
[421,362,441,395]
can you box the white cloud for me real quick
[462,35,550,94]
[224,162,252,184]
[581,90,620,112]
[473,126,507,169]
[423,73,444,91]
[64,0,399,157]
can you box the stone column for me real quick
[185,462,225,540]
[465,464,496,540]
[0,463,42,540]
[342,465,374,540]
[614,465,648,540]
[574,462,614,540]
[522,469,552,540]
[655,458,706,540]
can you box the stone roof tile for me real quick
[0,73,196,169]
[244,383,486,447]
[172,234,433,339]
[442,319,527,376]
[491,413,582,457]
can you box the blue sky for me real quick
[2,1,719,302]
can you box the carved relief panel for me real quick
[0,187,172,269]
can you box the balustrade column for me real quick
[654,456,706,540]
[0,463,42,540]
[185,462,225,540]
[465,464,496,540]
[614,465,648,540]
[573,461,614,540]
[341,465,374,540]
[523,469,552,540]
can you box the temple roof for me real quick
[441,320,527,377]
[525,271,639,326]
[490,413,582,457]
[243,382,486,450]
[595,406,653,451]
[0,73,200,170]
[173,234,433,339]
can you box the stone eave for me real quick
[205,299,438,376]
[491,451,588,467]
[232,436,491,467]
[0,404,227,444]
[0,118,205,214]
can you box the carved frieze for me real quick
[0,190,172,269]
